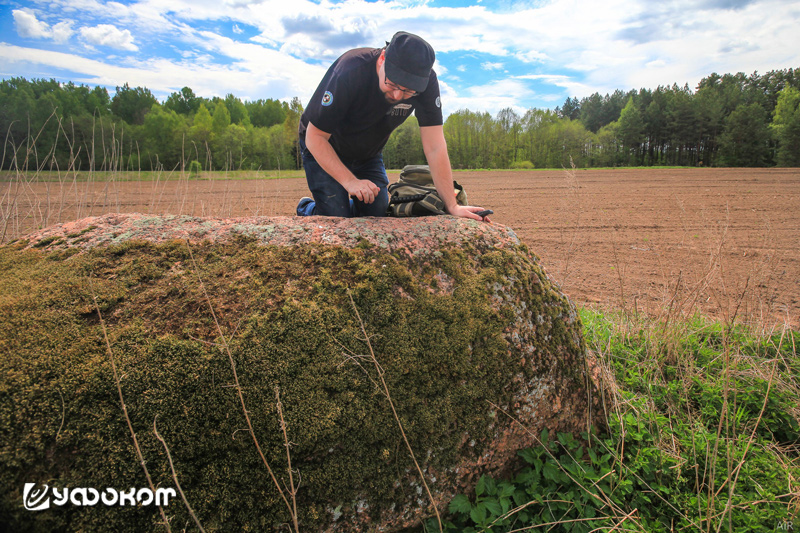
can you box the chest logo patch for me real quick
[322,91,333,106]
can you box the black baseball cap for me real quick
[384,31,435,94]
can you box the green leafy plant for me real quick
[427,311,800,532]
[427,425,679,532]
[188,160,202,177]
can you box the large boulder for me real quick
[0,214,602,531]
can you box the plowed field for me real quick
[463,168,800,330]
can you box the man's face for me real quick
[378,52,417,104]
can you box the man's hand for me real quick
[447,204,492,223]
[345,178,381,204]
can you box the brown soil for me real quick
[5,167,799,328]
[465,167,800,330]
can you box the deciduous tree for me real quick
[771,86,800,166]
[718,103,770,166]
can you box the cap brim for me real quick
[385,57,429,94]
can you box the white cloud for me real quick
[466,78,529,99]
[106,2,132,17]
[441,77,529,117]
[43,0,181,38]
[4,0,800,113]
[13,10,51,39]
[51,22,76,43]
[184,31,325,100]
[0,35,322,104]
[517,74,591,96]
[481,62,504,71]
[13,9,75,43]
[80,24,139,51]
[645,59,667,69]
[515,49,548,63]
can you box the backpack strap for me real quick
[389,193,428,205]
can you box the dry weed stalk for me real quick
[600,242,795,532]
[153,416,206,532]
[0,124,15,242]
[275,386,300,533]
[346,292,443,531]
[89,280,172,532]
[711,359,778,533]
[557,156,583,286]
[505,515,611,532]
[186,241,299,532]
[649,206,794,532]
[607,224,631,321]
[2,116,269,243]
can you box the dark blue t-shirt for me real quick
[299,47,443,161]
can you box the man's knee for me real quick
[354,190,389,217]
[313,193,354,217]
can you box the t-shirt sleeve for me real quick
[414,70,444,127]
[304,69,352,135]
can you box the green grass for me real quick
[424,309,800,532]
[0,166,705,183]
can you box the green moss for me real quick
[32,235,62,248]
[66,225,97,239]
[0,237,584,531]
[355,236,374,249]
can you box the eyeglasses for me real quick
[383,72,418,97]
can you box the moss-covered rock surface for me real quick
[0,214,600,531]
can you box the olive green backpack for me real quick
[386,165,468,217]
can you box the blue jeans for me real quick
[298,137,389,217]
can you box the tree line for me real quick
[436,68,800,169]
[2,68,799,173]
[0,79,302,173]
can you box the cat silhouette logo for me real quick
[23,483,50,511]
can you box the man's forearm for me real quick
[426,143,459,213]
[305,132,359,188]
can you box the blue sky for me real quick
[2,0,799,117]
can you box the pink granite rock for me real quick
[5,213,603,532]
